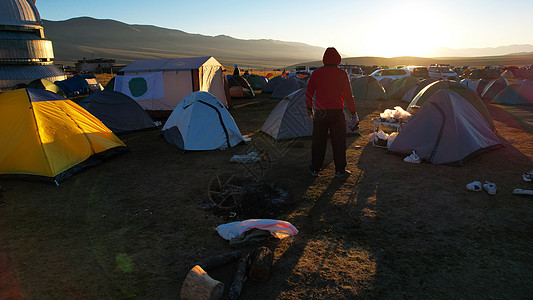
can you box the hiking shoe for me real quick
[334,170,351,178]
[403,151,421,164]
[309,169,319,177]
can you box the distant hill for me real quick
[289,52,533,69]
[427,45,533,57]
[43,17,325,69]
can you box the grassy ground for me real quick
[0,90,532,299]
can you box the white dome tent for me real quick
[162,91,244,151]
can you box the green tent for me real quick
[350,76,386,101]
[387,77,420,99]
[243,74,268,90]
[491,79,533,106]
[407,80,495,130]
[104,76,115,91]
[25,78,66,97]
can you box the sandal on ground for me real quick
[483,181,497,195]
[466,181,482,192]
[523,173,532,182]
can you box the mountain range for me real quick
[43,17,533,69]
[43,17,325,68]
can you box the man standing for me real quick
[306,47,358,177]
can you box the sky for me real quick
[36,0,533,58]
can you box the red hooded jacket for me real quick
[305,47,356,114]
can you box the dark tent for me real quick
[104,77,115,91]
[350,76,386,101]
[55,75,90,96]
[379,78,394,91]
[263,76,285,93]
[468,69,500,80]
[390,89,502,165]
[387,76,420,99]
[491,79,533,106]
[243,74,268,90]
[26,78,66,97]
[79,90,156,134]
[228,76,255,98]
[271,77,306,99]
[481,77,508,100]
[475,79,490,97]
[77,74,104,93]
[407,80,495,130]
[401,78,438,103]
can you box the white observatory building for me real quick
[0,0,66,91]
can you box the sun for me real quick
[359,2,451,57]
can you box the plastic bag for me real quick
[368,130,389,143]
[230,152,262,163]
[387,132,399,149]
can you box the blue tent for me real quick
[55,75,89,96]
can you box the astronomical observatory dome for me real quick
[0,0,66,91]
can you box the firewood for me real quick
[228,254,250,300]
[248,246,273,282]
[191,250,242,271]
[180,265,224,300]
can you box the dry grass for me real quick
[0,92,532,299]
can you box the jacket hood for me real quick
[323,47,341,65]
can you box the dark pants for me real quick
[310,109,346,173]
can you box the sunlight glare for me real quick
[358,1,451,57]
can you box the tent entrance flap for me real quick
[198,100,230,149]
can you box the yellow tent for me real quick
[0,88,127,183]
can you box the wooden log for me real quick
[248,246,273,282]
[228,254,250,300]
[191,250,242,271]
[180,265,224,300]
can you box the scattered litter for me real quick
[230,152,262,164]
[243,135,252,143]
[216,219,298,241]
[482,181,497,195]
[466,181,482,192]
[513,189,533,196]
[368,130,388,143]
[154,121,162,126]
[387,132,399,148]
[379,106,412,122]
[403,151,421,164]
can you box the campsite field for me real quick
[0,90,532,299]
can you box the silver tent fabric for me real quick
[261,88,312,140]
[389,89,501,165]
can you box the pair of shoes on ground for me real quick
[403,151,421,164]
[334,170,351,178]
[466,181,497,195]
[522,170,533,182]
